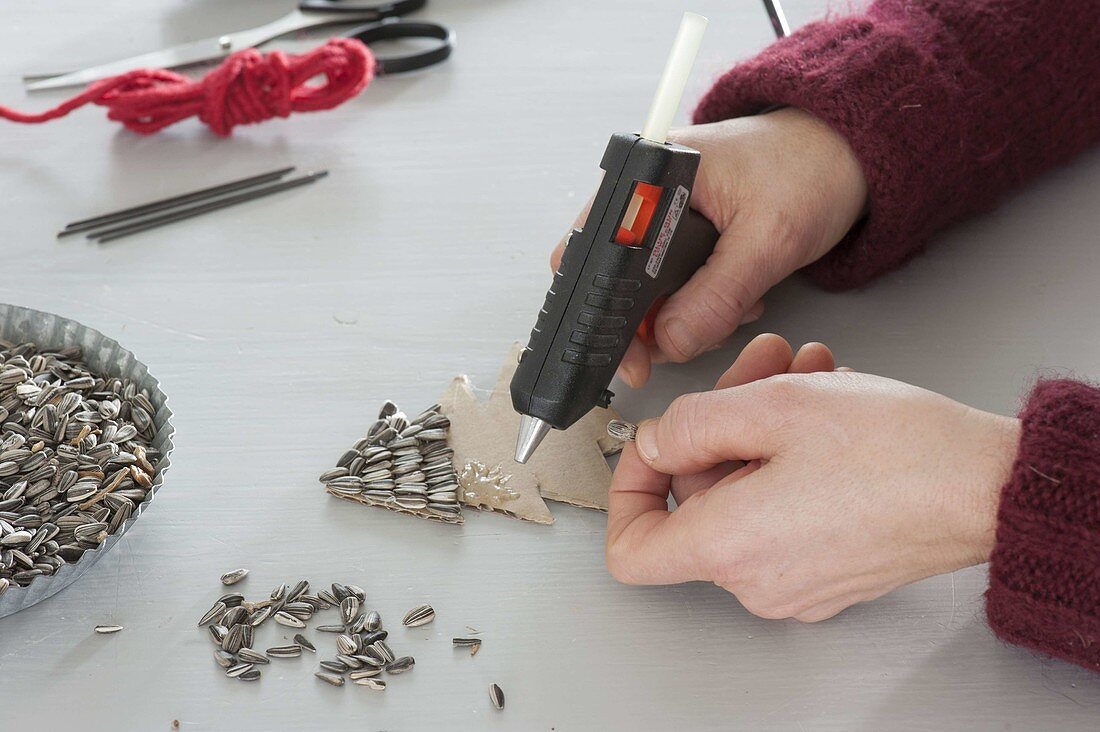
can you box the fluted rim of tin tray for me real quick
[0,303,175,617]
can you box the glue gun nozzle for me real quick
[514,414,552,464]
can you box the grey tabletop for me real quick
[1,1,1098,730]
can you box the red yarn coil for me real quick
[0,37,374,136]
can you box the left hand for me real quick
[606,334,1020,621]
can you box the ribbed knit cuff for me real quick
[692,4,981,291]
[987,380,1100,672]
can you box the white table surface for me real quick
[1,1,1098,730]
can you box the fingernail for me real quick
[635,421,659,463]
[664,318,702,359]
[740,301,765,324]
[617,363,638,389]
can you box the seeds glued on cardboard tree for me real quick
[440,343,623,524]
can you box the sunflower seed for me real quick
[316,624,346,633]
[222,625,247,654]
[340,596,360,625]
[213,649,236,668]
[402,603,435,627]
[320,660,349,674]
[220,568,249,585]
[386,656,415,674]
[94,624,123,634]
[359,648,387,667]
[489,683,505,710]
[209,625,228,645]
[453,636,482,655]
[315,671,346,687]
[360,629,388,645]
[347,612,368,634]
[274,611,306,628]
[365,610,382,632]
[349,667,382,680]
[221,606,248,627]
[337,653,365,669]
[355,678,386,690]
[249,606,272,627]
[337,634,360,655]
[266,645,302,658]
[371,640,395,664]
[294,634,316,653]
[198,601,227,626]
[287,579,309,602]
[238,648,269,665]
[218,592,245,608]
[606,419,638,442]
[238,669,261,682]
[226,663,254,678]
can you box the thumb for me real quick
[653,225,780,361]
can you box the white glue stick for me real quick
[639,11,709,145]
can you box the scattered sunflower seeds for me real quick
[94,624,123,634]
[220,568,249,585]
[489,683,505,710]
[197,575,466,697]
[402,603,435,627]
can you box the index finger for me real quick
[635,380,787,476]
[607,444,711,585]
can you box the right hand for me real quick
[551,107,868,388]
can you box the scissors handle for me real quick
[347,19,454,75]
[299,0,426,17]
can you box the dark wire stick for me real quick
[89,171,329,244]
[59,166,296,237]
[761,0,790,38]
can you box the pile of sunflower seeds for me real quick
[0,341,160,593]
[319,401,462,524]
[199,577,424,688]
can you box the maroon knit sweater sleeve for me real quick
[692,0,1100,290]
[987,380,1100,671]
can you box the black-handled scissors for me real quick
[342,17,454,75]
[26,0,453,91]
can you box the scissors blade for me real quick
[22,9,324,92]
[25,36,233,91]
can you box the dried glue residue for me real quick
[459,460,519,509]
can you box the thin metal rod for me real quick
[762,0,790,38]
[89,171,329,244]
[59,166,296,237]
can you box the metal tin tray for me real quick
[0,304,175,617]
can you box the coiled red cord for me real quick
[0,38,374,136]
